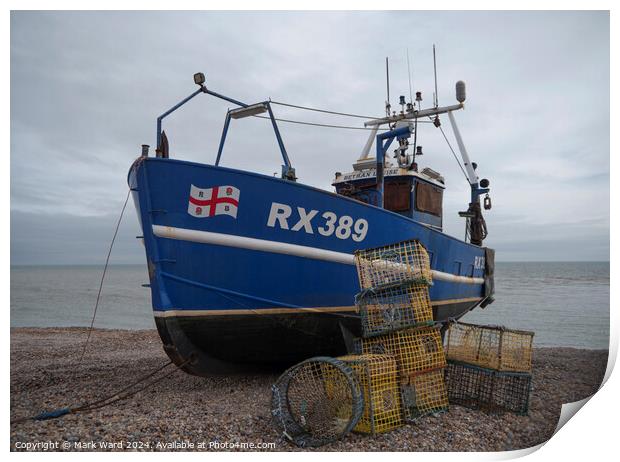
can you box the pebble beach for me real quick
[10,327,608,452]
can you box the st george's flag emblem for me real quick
[188,184,240,218]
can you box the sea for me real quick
[10,262,610,349]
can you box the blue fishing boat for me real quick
[128,69,495,375]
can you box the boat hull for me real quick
[154,299,481,369]
[129,157,493,375]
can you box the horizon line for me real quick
[10,260,611,268]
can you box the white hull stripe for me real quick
[152,224,485,285]
[153,298,484,318]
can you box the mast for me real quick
[433,44,439,108]
[385,57,391,117]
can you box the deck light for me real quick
[229,103,269,119]
[193,72,206,86]
[456,80,466,103]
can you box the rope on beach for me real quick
[78,188,131,363]
[10,357,193,425]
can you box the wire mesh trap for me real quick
[337,354,403,434]
[271,357,364,447]
[400,367,449,420]
[445,322,534,372]
[445,361,532,415]
[354,326,447,377]
[355,281,434,338]
[354,240,432,290]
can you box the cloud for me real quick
[10,11,609,263]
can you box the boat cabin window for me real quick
[384,180,411,212]
[415,181,443,217]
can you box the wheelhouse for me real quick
[333,164,445,231]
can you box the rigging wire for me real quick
[254,97,469,185]
[260,102,467,185]
[253,114,432,130]
[433,119,470,182]
[254,115,376,130]
[78,188,131,363]
[270,100,383,120]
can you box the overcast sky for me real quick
[10,11,609,265]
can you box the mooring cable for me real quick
[10,357,192,425]
[72,359,174,411]
[74,362,182,413]
[78,188,131,363]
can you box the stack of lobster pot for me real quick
[341,240,449,432]
[444,322,535,415]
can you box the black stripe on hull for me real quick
[155,301,482,376]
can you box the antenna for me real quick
[385,57,391,117]
[433,44,439,108]
[407,49,416,169]
[406,49,413,105]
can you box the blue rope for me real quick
[34,408,72,421]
